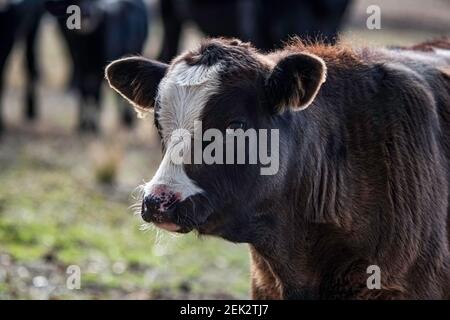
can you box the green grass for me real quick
[0,147,250,299]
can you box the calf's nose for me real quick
[141,186,180,223]
[142,195,161,217]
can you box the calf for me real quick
[106,38,450,299]
[46,0,149,132]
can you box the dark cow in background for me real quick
[1,0,348,134]
[45,0,149,132]
[256,0,351,48]
[0,0,45,134]
[106,37,450,299]
[158,0,351,62]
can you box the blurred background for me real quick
[0,0,449,300]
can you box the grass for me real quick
[0,136,250,299]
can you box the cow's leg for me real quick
[78,97,100,134]
[0,65,6,134]
[0,9,19,134]
[78,77,101,133]
[0,44,6,133]
[157,0,182,63]
[77,94,91,133]
[119,98,135,128]
[0,76,4,134]
[24,7,43,121]
[313,0,351,45]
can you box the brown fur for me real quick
[249,38,450,299]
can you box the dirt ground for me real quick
[0,0,449,300]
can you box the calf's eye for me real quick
[226,121,247,131]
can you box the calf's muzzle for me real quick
[141,185,181,225]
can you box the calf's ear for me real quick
[265,53,327,113]
[105,57,168,117]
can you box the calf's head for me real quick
[106,39,326,242]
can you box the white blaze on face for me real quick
[144,60,223,200]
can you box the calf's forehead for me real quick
[154,41,267,139]
[155,61,223,141]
